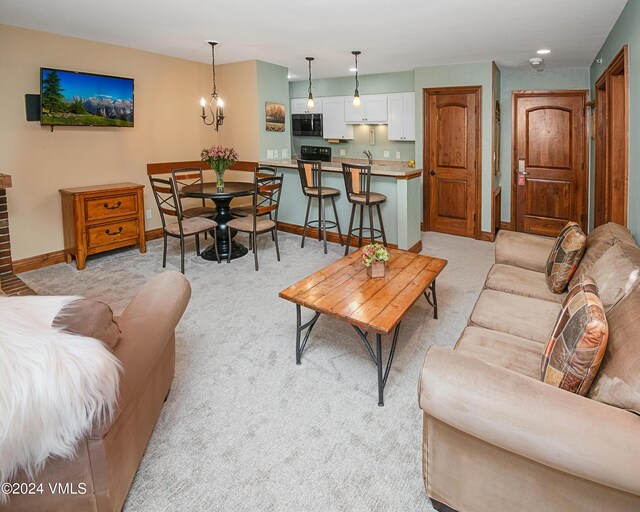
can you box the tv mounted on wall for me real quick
[40,68,134,127]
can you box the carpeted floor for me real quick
[20,231,495,512]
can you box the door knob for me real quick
[430,170,436,176]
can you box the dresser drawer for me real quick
[87,219,139,249]
[85,194,138,222]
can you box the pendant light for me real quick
[200,40,225,131]
[352,51,361,108]
[306,57,315,109]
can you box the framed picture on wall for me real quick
[266,102,285,132]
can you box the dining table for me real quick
[180,181,254,261]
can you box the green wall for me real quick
[289,71,415,161]
[257,60,291,160]
[414,62,494,233]
[590,0,640,239]
[498,67,590,223]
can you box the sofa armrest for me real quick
[91,271,191,436]
[418,347,640,495]
[495,230,555,272]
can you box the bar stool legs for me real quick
[301,195,344,254]
[344,203,388,255]
[301,197,312,249]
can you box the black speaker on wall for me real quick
[25,94,41,121]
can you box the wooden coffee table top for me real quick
[279,249,447,335]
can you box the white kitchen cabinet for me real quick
[387,92,415,141]
[291,97,323,114]
[322,97,353,140]
[344,94,388,124]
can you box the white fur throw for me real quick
[0,296,121,499]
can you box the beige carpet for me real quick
[20,231,495,512]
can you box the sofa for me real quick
[1,271,191,512]
[418,223,640,512]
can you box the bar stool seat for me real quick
[305,186,341,197]
[349,191,386,204]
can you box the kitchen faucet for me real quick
[363,150,373,164]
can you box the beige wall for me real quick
[0,24,256,261]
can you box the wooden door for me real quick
[424,87,480,238]
[512,91,587,236]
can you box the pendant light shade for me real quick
[352,51,361,108]
[306,57,315,109]
[200,40,225,131]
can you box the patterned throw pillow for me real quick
[546,222,587,293]
[541,277,608,395]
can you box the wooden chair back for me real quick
[171,167,207,209]
[342,162,372,203]
[252,175,283,232]
[149,176,183,234]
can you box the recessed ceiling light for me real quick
[287,73,296,79]
[537,49,551,54]
[349,67,357,72]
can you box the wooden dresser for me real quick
[60,182,146,270]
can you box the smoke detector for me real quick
[529,57,544,71]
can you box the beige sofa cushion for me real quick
[485,264,565,304]
[570,222,637,288]
[545,222,586,294]
[52,298,121,351]
[470,290,561,343]
[455,326,544,379]
[590,242,640,312]
[494,230,556,273]
[588,280,640,414]
[541,277,608,396]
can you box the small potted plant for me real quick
[362,243,390,278]
[201,145,239,191]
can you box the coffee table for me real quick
[279,249,447,406]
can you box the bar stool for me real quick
[341,162,387,256]
[297,159,343,254]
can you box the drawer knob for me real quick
[104,201,122,210]
[105,227,123,236]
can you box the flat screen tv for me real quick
[40,68,134,127]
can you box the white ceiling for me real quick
[0,0,627,79]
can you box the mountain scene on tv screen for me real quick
[41,69,134,127]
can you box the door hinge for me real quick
[473,213,477,222]
[582,162,585,170]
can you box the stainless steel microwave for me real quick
[292,114,323,137]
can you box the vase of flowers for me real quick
[362,243,390,278]
[201,145,239,192]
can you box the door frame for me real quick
[510,90,589,232]
[422,86,482,239]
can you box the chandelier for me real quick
[200,41,225,131]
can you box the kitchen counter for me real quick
[261,160,422,251]
[259,159,422,180]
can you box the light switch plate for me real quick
[396,151,401,159]
[282,149,289,159]
[383,151,390,158]
[145,209,152,220]
[274,149,279,158]
[340,149,346,156]
[267,150,274,159]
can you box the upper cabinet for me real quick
[291,97,323,114]
[344,94,388,124]
[322,97,354,140]
[387,92,415,141]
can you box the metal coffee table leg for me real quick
[295,304,320,365]
[423,278,439,319]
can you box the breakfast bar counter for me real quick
[259,160,423,251]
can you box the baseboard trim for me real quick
[480,231,495,242]
[276,221,421,252]
[13,250,67,274]
[14,228,165,274]
[499,221,513,231]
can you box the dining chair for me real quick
[341,162,387,255]
[171,167,217,239]
[297,159,343,254]
[149,176,220,274]
[230,165,277,218]
[226,175,283,271]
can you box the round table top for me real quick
[181,181,254,199]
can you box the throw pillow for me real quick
[541,276,608,395]
[52,298,121,351]
[546,222,587,293]
[589,241,640,312]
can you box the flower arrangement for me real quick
[362,243,390,278]
[201,145,239,190]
